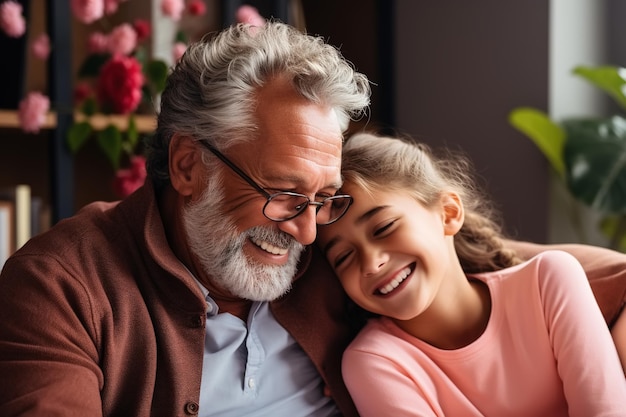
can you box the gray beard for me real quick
[183,175,305,301]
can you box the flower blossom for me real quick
[87,31,109,54]
[236,5,265,27]
[74,82,92,105]
[18,92,50,134]
[104,0,120,15]
[172,41,186,63]
[0,1,26,38]
[133,19,151,43]
[187,0,206,16]
[71,0,104,24]
[108,23,137,56]
[161,0,184,21]
[113,155,147,198]
[97,54,144,114]
[31,33,51,60]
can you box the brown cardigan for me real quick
[0,182,623,416]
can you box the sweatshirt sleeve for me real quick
[537,250,626,417]
[504,240,626,326]
[0,253,104,417]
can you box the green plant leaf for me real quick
[141,84,153,109]
[599,214,626,252]
[80,97,98,116]
[145,59,169,94]
[127,114,139,148]
[97,125,123,170]
[573,65,626,112]
[508,107,566,176]
[67,121,93,153]
[563,116,626,214]
[134,46,148,67]
[78,53,111,78]
[175,30,188,44]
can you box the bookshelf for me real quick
[0,109,156,224]
[0,111,156,133]
[1,0,291,225]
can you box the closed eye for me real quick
[373,220,395,237]
[333,249,353,269]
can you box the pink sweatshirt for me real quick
[343,250,626,417]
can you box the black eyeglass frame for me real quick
[199,141,353,225]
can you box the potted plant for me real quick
[509,65,626,251]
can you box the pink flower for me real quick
[133,19,151,43]
[236,5,265,27]
[104,0,119,15]
[130,155,147,177]
[161,0,184,21]
[0,1,26,38]
[187,0,206,16]
[73,82,92,105]
[97,55,144,114]
[18,92,50,134]
[113,155,147,198]
[71,0,104,24]
[107,23,137,56]
[172,41,186,63]
[87,31,109,54]
[31,33,50,60]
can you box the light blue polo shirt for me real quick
[194,282,340,417]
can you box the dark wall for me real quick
[301,0,385,131]
[393,1,550,242]
[303,0,551,242]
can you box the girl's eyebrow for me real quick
[322,205,390,255]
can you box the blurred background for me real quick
[1,0,624,248]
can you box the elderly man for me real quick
[0,21,623,417]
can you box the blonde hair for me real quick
[342,132,521,273]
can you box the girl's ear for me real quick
[441,192,464,236]
[169,134,201,196]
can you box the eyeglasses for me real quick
[200,141,353,225]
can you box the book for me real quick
[0,184,32,252]
[30,195,51,237]
[0,200,14,269]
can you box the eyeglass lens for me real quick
[264,193,352,224]
[200,141,352,224]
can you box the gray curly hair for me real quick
[146,21,371,188]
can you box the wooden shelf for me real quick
[0,110,56,130]
[0,110,156,133]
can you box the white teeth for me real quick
[251,237,288,255]
[378,267,411,295]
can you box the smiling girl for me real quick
[318,132,626,416]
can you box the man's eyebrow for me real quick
[322,205,389,255]
[263,173,342,193]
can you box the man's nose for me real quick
[277,205,318,246]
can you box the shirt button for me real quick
[206,302,213,314]
[184,401,199,415]
[248,378,255,389]
[189,315,203,328]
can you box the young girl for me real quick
[318,132,626,416]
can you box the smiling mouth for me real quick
[250,237,288,255]
[377,263,415,295]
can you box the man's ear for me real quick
[169,134,201,196]
[441,192,464,236]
